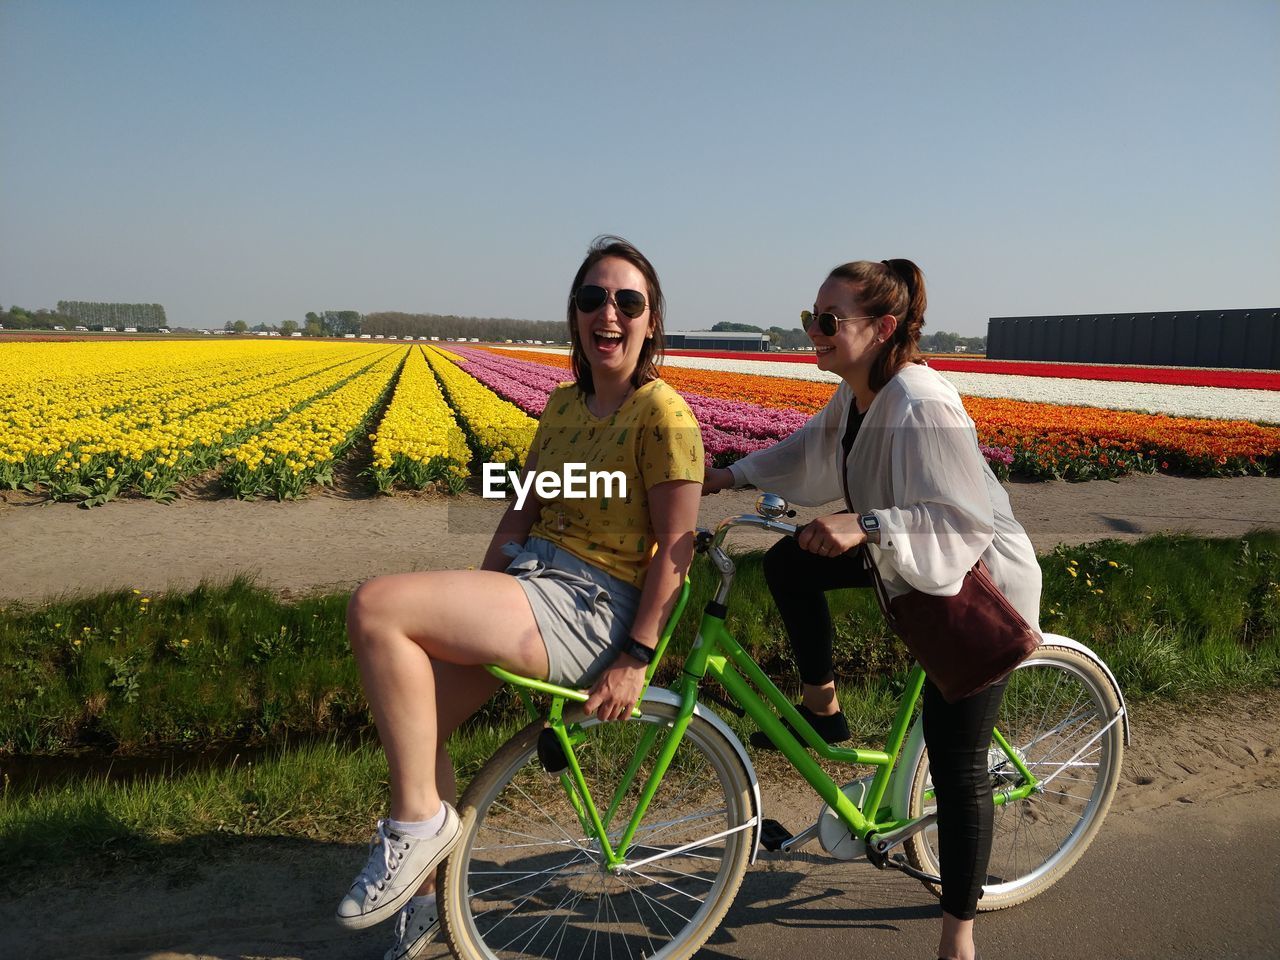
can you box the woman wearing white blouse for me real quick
[704,258,1041,960]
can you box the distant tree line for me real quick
[355,312,568,342]
[0,304,76,330]
[710,321,985,352]
[212,311,569,341]
[362,312,568,342]
[57,301,167,329]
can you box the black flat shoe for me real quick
[748,704,850,750]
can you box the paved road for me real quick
[2,766,1273,958]
[694,786,1280,960]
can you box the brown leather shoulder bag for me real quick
[863,547,1040,704]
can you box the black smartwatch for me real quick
[618,636,656,665]
[857,512,881,544]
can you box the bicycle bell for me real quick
[755,493,790,519]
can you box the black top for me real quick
[839,399,867,513]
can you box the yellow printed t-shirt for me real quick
[527,379,704,589]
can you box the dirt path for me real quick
[1,689,1275,959]
[2,474,1278,601]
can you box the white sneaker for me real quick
[384,899,439,960]
[335,804,461,931]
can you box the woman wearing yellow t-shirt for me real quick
[335,236,705,960]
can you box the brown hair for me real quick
[826,258,927,391]
[566,235,666,395]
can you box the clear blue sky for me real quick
[2,0,1276,335]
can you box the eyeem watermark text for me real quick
[482,462,627,510]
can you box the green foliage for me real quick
[360,310,567,343]
[1,534,1278,884]
[0,535,1276,763]
[0,306,77,330]
[368,452,463,494]
[56,301,167,329]
[0,577,362,755]
[0,739,395,883]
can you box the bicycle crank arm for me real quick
[866,813,937,865]
[778,820,821,853]
[887,854,942,886]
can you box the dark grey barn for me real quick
[987,309,1278,369]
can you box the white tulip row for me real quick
[504,346,1279,423]
[658,354,1279,424]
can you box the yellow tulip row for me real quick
[1,340,536,503]
[423,345,536,467]
[3,347,371,465]
[0,341,251,421]
[225,348,405,499]
[369,347,471,492]
[0,341,393,501]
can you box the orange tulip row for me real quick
[486,346,1279,479]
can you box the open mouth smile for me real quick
[593,329,624,351]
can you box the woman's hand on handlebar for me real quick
[796,512,867,558]
[702,466,735,495]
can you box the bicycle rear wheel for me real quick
[904,644,1124,910]
[440,700,754,960]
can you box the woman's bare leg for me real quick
[937,912,975,960]
[347,569,549,822]
[800,680,841,715]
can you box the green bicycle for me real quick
[439,494,1129,959]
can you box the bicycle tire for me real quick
[440,700,754,959]
[904,644,1124,911]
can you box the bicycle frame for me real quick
[486,522,1042,871]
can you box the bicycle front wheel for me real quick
[904,644,1124,911]
[440,700,754,960]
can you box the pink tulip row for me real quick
[445,345,1024,474]
[446,345,561,416]
[445,346,808,463]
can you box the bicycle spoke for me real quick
[470,851,596,899]
[613,871,700,922]
[907,647,1123,909]
[449,702,752,958]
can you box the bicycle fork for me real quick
[541,681,762,873]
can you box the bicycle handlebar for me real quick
[696,492,805,555]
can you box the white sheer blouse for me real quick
[728,364,1042,632]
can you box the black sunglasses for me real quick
[574,285,648,319]
[800,310,878,337]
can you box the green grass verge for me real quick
[2,533,1278,881]
[3,534,1278,758]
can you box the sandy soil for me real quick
[2,474,1278,601]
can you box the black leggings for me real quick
[762,537,1006,919]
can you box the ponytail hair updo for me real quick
[827,258,928,392]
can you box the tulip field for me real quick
[1,338,1278,505]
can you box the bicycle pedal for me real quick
[537,727,568,773]
[759,819,794,852]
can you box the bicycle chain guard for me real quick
[817,776,873,860]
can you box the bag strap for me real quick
[859,545,899,632]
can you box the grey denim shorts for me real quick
[502,537,641,688]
